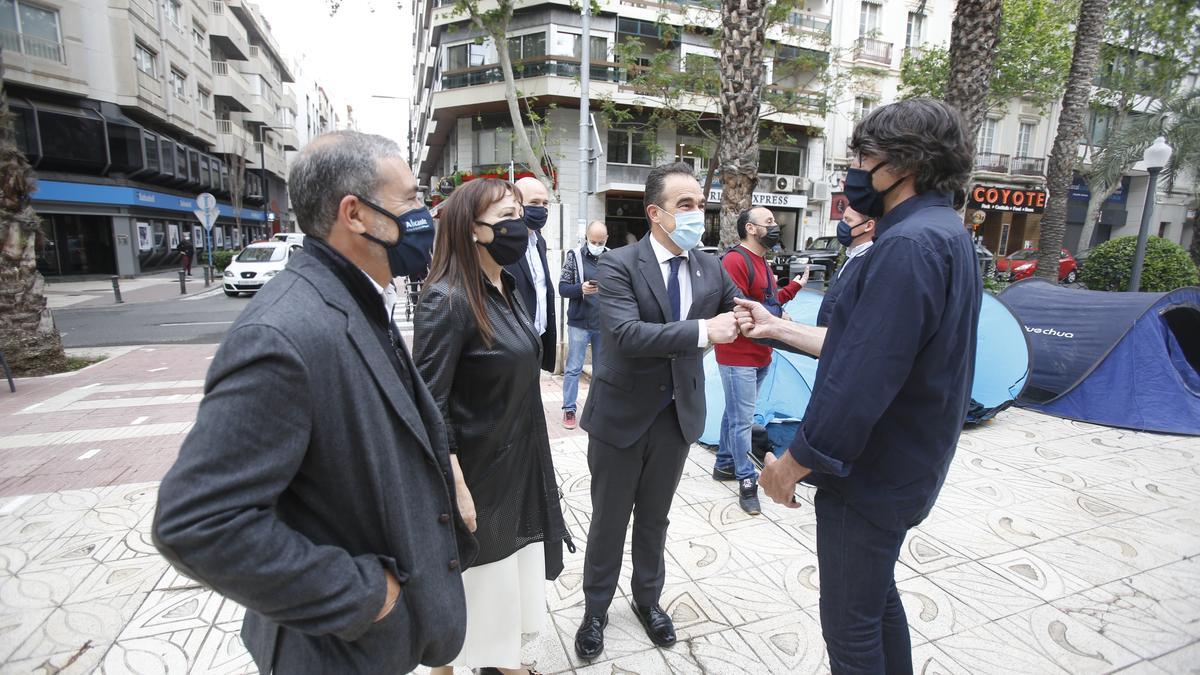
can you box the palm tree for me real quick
[1077,89,1200,259]
[717,0,770,248]
[0,49,68,375]
[944,0,1004,143]
[1035,0,1112,282]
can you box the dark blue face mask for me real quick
[843,162,908,219]
[523,204,549,231]
[355,195,436,279]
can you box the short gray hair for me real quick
[288,131,404,238]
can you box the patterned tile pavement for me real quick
[0,345,1198,673]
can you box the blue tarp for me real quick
[1000,279,1200,435]
[700,289,1030,446]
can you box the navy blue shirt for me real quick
[790,191,981,532]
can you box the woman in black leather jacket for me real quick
[414,178,571,675]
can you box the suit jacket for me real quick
[505,230,556,372]
[581,236,739,448]
[153,249,474,675]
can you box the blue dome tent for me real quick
[700,289,1031,447]
[999,279,1200,435]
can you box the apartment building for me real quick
[2,0,299,277]
[411,0,1196,261]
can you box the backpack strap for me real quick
[727,246,757,293]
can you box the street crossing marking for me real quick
[131,417,148,425]
[17,381,206,415]
[0,495,32,515]
[77,448,103,460]
[0,422,195,450]
[148,367,168,372]
[158,321,234,327]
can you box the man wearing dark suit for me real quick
[507,175,556,372]
[153,131,476,675]
[575,163,740,659]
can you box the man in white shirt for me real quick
[505,176,557,372]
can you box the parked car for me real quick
[794,236,843,283]
[995,248,1078,283]
[223,241,303,297]
[272,232,306,246]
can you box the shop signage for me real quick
[969,185,1047,213]
[1069,175,1129,204]
[708,189,807,210]
[32,181,268,222]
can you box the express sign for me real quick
[969,185,1047,213]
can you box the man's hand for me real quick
[374,569,402,622]
[793,267,811,288]
[582,280,600,296]
[733,297,780,339]
[706,312,739,344]
[450,455,477,533]
[760,451,812,508]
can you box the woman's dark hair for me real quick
[424,178,523,347]
[849,98,973,195]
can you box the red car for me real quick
[995,248,1078,283]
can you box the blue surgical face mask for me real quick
[587,243,606,257]
[662,208,705,251]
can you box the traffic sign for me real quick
[194,192,219,231]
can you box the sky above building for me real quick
[254,0,412,145]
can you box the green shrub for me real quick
[211,249,236,271]
[1080,235,1199,292]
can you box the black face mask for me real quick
[523,204,549,231]
[843,162,908,218]
[355,196,437,279]
[478,217,528,266]
[758,225,782,249]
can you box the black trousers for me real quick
[582,404,690,615]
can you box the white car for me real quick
[272,232,306,246]
[223,242,301,297]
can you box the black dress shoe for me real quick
[574,613,608,660]
[632,602,677,647]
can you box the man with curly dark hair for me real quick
[734,97,982,674]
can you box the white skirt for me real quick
[449,541,547,669]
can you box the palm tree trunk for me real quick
[717,0,769,249]
[1037,0,1112,282]
[0,48,67,375]
[944,0,1003,143]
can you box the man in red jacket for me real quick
[714,207,808,514]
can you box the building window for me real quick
[167,0,183,28]
[198,86,211,112]
[977,117,997,154]
[569,34,608,60]
[192,22,206,50]
[759,147,805,176]
[859,1,881,37]
[1017,122,1035,157]
[170,68,187,100]
[854,96,877,121]
[446,42,489,70]
[507,32,546,62]
[135,42,157,77]
[905,12,925,50]
[0,1,64,63]
[607,125,654,166]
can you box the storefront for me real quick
[703,189,808,250]
[1065,175,1128,252]
[967,184,1047,256]
[32,180,269,277]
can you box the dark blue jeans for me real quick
[815,489,913,675]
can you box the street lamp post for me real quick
[258,125,281,236]
[1128,137,1173,292]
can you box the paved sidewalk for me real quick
[45,271,226,310]
[0,345,1197,673]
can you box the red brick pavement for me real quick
[0,343,589,499]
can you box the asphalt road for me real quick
[54,287,252,347]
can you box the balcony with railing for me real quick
[975,152,1011,173]
[1010,156,1045,176]
[0,30,64,63]
[854,37,893,66]
[784,12,832,36]
[762,87,826,114]
[440,56,627,90]
[211,60,253,111]
[207,2,250,60]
